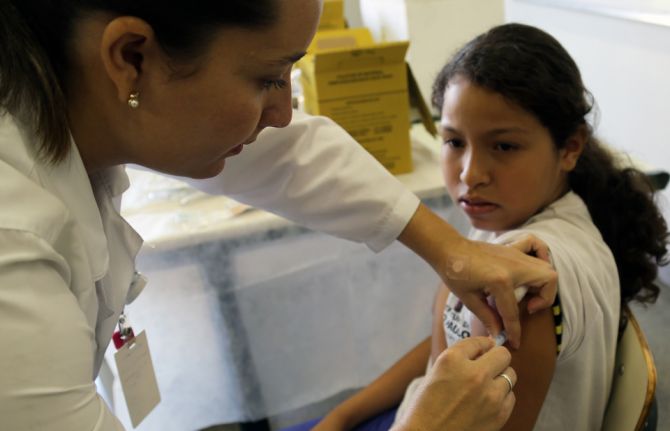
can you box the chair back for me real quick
[602,306,657,431]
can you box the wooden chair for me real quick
[602,305,657,431]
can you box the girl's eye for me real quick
[444,139,464,149]
[262,79,288,90]
[495,142,517,152]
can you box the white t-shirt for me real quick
[396,192,620,430]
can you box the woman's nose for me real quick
[259,83,294,129]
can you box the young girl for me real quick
[296,23,668,431]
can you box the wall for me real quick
[506,0,670,283]
[357,0,504,104]
[343,0,364,27]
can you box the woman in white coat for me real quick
[0,1,557,430]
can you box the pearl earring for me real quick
[127,91,140,109]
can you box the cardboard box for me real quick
[298,28,418,174]
[319,0,346,30]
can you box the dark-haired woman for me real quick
[308,23,668,431]
[0,3,558,430]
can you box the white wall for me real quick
[343,0,364,27]
[506,0,670,283]
[357,0,504,104]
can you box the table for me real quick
[106,126,471,431]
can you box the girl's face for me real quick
[440,76,577,233]
[116,0,321,178]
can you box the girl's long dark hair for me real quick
[432,23,668,304]
[0,0,277,163]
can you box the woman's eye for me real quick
[262,79,288,90]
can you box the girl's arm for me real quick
[497,302,556,431]
[463,296,556,431]
[315,337,431,431]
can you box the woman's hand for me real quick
[392,337,517,431]
[442,235,556,348]
[398,204,557,348]
[503,233,556,314]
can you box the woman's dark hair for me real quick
[432,23,668,304]
[0,1,278,163]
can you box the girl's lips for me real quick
[459,198,499,216]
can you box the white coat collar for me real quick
[1,114,123,281]
[41,144,115,281]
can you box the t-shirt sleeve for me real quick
[492,226,584,359]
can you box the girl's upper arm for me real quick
[469,299,557,431]
[502,303,557,431]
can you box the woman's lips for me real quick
[225,144,244,157]
[459,198,499,216]
[224,132,260,158]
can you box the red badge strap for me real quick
[113,312,135,350]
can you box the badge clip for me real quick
[113,312,135,350]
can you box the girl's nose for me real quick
[460,149,491,188]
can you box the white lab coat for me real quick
[0,111,419,430]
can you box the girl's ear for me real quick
[560,125,587,172]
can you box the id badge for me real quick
[114,319,161,427]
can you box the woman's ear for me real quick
[99,16,156,105]
[560,124,588,172]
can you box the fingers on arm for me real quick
[526,270,558,314]
[474,345,513,378]
[500,234,559,336]
[469,268,520,348]
[496,366,518,393]
[506,234,550,262]
[509,235,558,313]
[440,336,498,364]
[461,294,507,343]
[489,277,522,348]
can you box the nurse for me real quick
[0,1,555,430]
